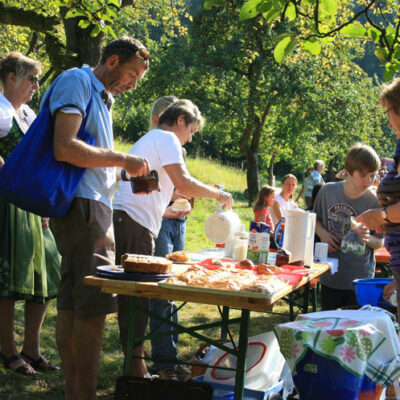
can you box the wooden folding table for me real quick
[84,262,330,400]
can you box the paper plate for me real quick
[96,265,174,282]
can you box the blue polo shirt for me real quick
[40,65,115,208]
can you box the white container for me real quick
[314,242,328,262]
[233,227,249,261]
[282,209,316,267]
[389,291,398,307]
[203,331,286,391]
[204,205,242,245]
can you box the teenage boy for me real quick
[313,143,384,310]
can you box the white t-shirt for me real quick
[0,93,36,137]
[271,193,298,224]
[113,128,184,236]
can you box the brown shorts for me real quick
[113,210,155,346]
[50,198,118,318]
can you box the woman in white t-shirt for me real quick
[271,173,298,225]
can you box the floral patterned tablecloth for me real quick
[274,308,400,387]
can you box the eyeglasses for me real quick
[136,47,150,61]
[26,75,39,84]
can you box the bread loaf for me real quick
[121,254,172,274]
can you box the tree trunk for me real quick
[267,156,275,187]
[245,149,260,206]
[327,157,336,182]
[61,8,104,67]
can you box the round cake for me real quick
[171,198,192,212]
[121,254,172,274]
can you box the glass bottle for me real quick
[233,225,249,261]
[340,217,366,256]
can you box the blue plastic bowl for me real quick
[353,278,393,307]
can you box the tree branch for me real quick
[27,32,38,56]
[0,1,58,32]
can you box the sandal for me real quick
[20,351,60,371]
[0,352,39,376]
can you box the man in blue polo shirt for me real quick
[42,36,150,400]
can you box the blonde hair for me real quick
[158,99,205,131]
[380,78,400,114]
[282,173,298,185]
[0,51,41,91]
[149,96,178,130]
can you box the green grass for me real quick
[0,139,300,399]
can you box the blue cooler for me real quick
[293,348,365,400]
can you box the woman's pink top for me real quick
[254,207,274,232]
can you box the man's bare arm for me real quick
[53,112,149,176]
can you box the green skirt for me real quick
[0,196,61,303]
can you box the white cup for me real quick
[314,242,328,262]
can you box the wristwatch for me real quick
[121,169,129,181]
[381,207,392,223]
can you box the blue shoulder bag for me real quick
[0,80,95,218]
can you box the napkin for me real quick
[313,256,338,274]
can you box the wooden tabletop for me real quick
[375,247,390,264]
[84,262,330,313]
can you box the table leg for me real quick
[221,306,230,340]
[302,282,310,314]
[288,293,295,321]
[124,297,137,376]
[234,309,249,400]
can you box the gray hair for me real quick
[158,99,205,130]
[149,96,178,130]
[314,160,324,170]
[0,51,41,91]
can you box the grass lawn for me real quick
[0,139,303,399]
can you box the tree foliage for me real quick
[203,0,400,80]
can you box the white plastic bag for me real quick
[203,331,286,391]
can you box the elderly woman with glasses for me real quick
[0,52,60,375]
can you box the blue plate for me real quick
[96,265,174,282]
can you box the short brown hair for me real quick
[344,143,380,175]
[0,51,41,91]
[380,78,400,114]
[100,36,150,70]
[158,99,205,130]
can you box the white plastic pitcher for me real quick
[282,209,316,266]
[204,205,242,245]
[203,331,286,391]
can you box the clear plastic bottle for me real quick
[340,217,366,256]
[233,225,249,261]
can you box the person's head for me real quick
[306,167,313,177]
[254,186,275,211]
[344,143,380,190]
[158,99,205,145]
[281,174,298,198]
[149,96,179,130]
[380,78,400,138]
[313,160,324,173]
[99,36,150,96]
[0,51,41,103]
